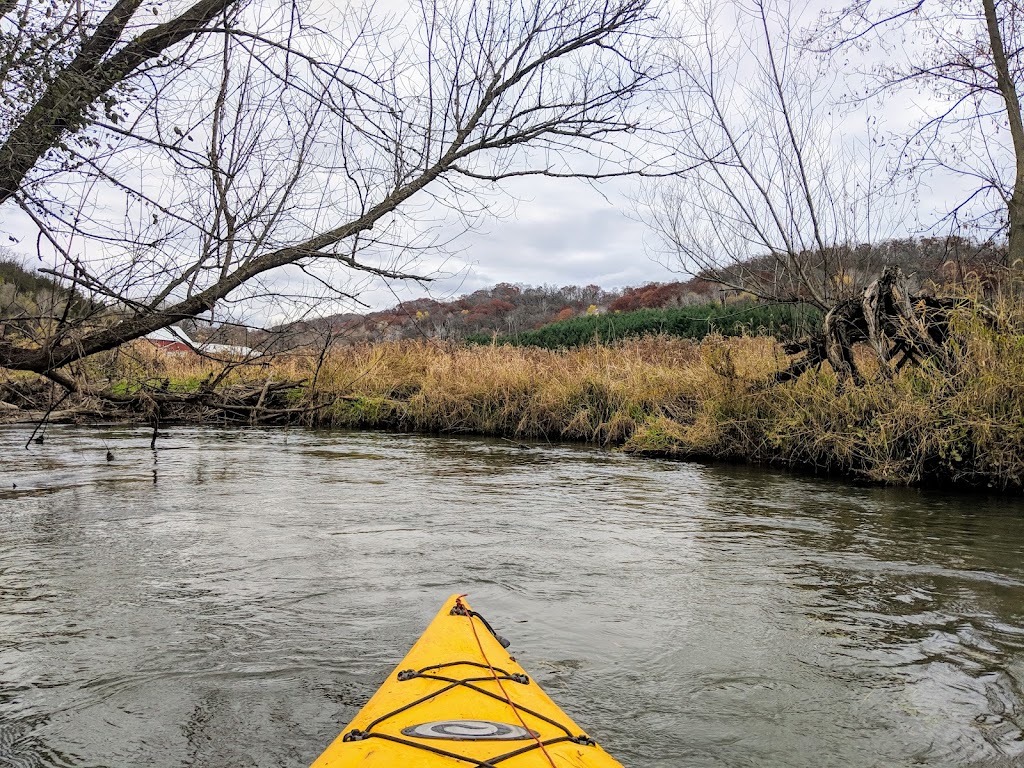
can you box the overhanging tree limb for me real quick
[0,0,235,205]
[1,0,659,377]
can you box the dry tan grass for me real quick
[310,337,742,443]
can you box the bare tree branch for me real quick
[1,0,660,377]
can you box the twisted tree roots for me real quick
[778,267,994,386]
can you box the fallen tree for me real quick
[0,371,313,429]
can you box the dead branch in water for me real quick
[0,375,315,427]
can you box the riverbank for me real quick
[3,325,1024,490]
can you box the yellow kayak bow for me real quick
[310,594,623,768]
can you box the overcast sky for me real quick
[199,173,680,328]
[367,176,679,310]
[1,168,677,320]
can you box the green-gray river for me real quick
[2,425,1023,767]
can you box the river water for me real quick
[1,425,1023,768]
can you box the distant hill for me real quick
[0,254,98,336]
[0,257,56,296]
[5,235,1006,354]
[248,278,735,351]
[251,236,1009,350]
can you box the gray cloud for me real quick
[365,177,681,312]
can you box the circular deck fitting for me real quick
[401,720,539,741]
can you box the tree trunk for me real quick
[983,0,1024,276]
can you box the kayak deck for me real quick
[310,594,623,767]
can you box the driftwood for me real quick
[778,266,995,386]
[0,375,314,426]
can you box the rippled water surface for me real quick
[2,425,1024,767]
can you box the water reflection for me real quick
[1,425,1024,767]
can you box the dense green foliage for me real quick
[466,303,820,348]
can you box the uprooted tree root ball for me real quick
[778,267,998,386]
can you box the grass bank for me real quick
[4,317,1024,490]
